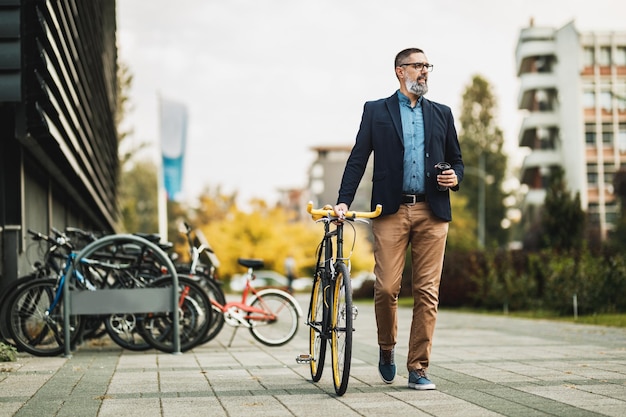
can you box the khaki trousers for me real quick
[372,202,448,372]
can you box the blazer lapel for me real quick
[421,98,433,149]
[385,94,403,143]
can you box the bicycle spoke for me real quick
[248,291,299,346]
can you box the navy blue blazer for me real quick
[337,92,464,221]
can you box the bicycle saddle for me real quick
[237,258,264,269]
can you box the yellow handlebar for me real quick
[306,201,382,221]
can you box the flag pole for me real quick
[157,92,168,242]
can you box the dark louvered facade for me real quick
[0,0,118,286]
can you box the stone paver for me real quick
[1,296,625,416]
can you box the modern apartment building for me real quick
[516,20,626,243]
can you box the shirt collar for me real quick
[397,90,422,108]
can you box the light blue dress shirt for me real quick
[398,91,425,194]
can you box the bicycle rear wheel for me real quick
[331,262,353,396]
[7,278,84,357]
[248,290,299,346]
[138,275,212,352]
[308,273,326,382]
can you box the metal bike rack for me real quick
[63,234,180,357]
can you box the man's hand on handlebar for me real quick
[333,203,349,221]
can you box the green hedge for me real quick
[438,249,626,315]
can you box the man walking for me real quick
[334,47,464,390]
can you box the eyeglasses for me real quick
[399,62,434,72]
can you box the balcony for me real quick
[516,41,556,75]
[518,74,558,110]
[518,112,559,147]
[520,150,560,187]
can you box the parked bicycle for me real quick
[297,202,381,396]
[177,222,226,345]
[5,231,212,356]
[210,258,302,347]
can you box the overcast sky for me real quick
[116,0,626,206]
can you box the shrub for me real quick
[0,342,17,362]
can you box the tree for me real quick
[457,75,509,247]
[540,167,585,252]
[607,168,626,250]
[119,160,159,233]
[115,59,159,232]
[447,192,479,251]
[175,193,376,281]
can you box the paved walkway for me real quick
[1,296,626,416]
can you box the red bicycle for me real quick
[212,258,302,347]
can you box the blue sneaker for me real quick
[378,348,396,384]
[408,369,436,390]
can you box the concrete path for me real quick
[1,297,625,416]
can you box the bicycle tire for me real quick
[105,312,151,351]
[0,274,41,346]
[81,315,108,340]
[102,270,152,351]
[137,275,212,353]
[7,278,84,357]
[248,289,299,346]
[308,273,326,382]
[331,262,353,396]
[196,277,226,345]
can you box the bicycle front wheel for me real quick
[7,278,84,357]
[308,274,326,382]
[105,312,151,351]
[331,263,353,396]
[248,290,299,346]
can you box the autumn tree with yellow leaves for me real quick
[170,190,376,283]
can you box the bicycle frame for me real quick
[213,266,278,327]
[210,261,302,347]
[311,220,343,342]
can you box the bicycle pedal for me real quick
[295,354,312,364]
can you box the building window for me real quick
[583,91,595,108]
[606,211,620,224]
[588,174,598,185]
[617,89,626,111]
[602,123,614,146]
[599,46,611,65]
[587,163,598,184]
[615,47,626,65]
[619,123,626,152]
[600,91,612,111]
[583,47,595,66]
[585,123,596,146]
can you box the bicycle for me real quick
[211,258,302,347]
[297,202,381,396]
[6,232,212,356]
[177,222,226,345]
[5,229,109,356]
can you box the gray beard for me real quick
[406,79,428,96]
